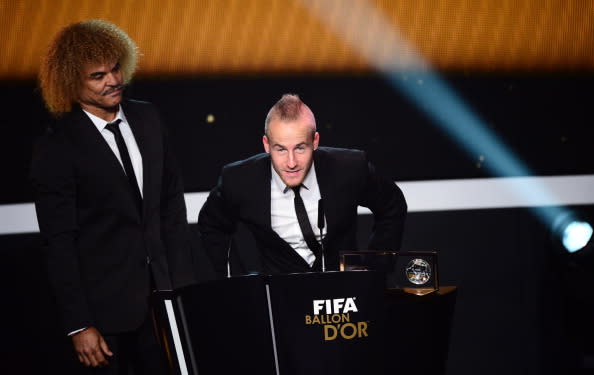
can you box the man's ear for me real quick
[313,132,320,150]
[263,135,270,153]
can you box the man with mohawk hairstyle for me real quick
[31,20,195,374]
[199,93,407,277]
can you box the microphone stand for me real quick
[318,199,326,272]
[226,238,233,278]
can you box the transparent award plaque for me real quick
[340,250,438,295]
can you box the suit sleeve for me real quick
[197,168,238,279]
[30,134,94,334]
[358,155,407,251]
[159,122,197,288]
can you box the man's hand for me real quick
[71,326,113,367]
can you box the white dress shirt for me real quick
[270,163,326,267]
[83,106,144,196]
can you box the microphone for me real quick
[317,199,326,272]
[226,238,233,278]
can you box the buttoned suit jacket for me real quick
[31,100,194,335]
[198,147,407,277]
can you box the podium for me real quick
[153,271,385,375]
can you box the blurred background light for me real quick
[551,211,594,253]
[299,0,575,229]
[1,0,593,79]
[563,221,593,253]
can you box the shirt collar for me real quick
[271,162,318,194]
[83,105,126,132]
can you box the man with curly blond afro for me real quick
[31,20,195,374]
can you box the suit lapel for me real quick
[314,149,337,244]
[121,101,150,217]
[255,155,272,228]
[66,108,130,182]
[66,105,142,219]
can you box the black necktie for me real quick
[105,119,142,213]
[292,186,321,258]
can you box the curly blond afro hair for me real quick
[39,20,138,116]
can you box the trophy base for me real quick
[402,287,438,296]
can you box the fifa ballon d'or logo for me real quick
[304,297,369,341]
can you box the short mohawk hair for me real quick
[264,93,316,136]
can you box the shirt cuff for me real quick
[67,327,88,336]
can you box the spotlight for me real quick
[552,212,594,254]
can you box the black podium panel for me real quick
[185,276,276,374]
[154,271,385,375]
[384,286,458,374]
[268,271,385,375]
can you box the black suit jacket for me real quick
[198,147,407,277]
[30,100,194,335]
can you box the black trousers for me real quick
[76,311,168,375]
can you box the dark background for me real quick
[1,72,593,374]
